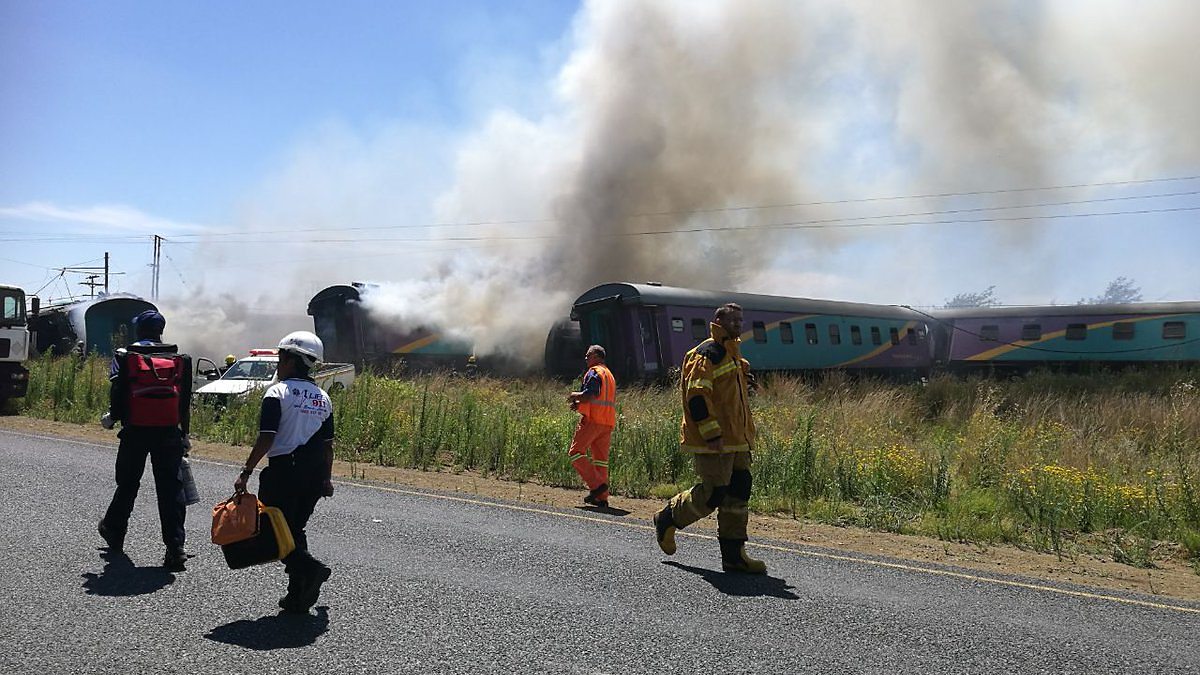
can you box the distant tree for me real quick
[1078,276,1143,305]
[945,285,1000,308]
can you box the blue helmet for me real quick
[132,309,166,335]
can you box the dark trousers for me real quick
[102,428,186,549]
[259,452,325,576]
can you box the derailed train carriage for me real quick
[309,282,584,377]
[28,293,158,356]
[308,280,1199,381]
[570,282,934,381]
[566,283,1200,380]
[307,283,473,372]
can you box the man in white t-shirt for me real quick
[234,331,335,613]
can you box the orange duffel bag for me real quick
[211,492,259,545]
[220,504,296,570]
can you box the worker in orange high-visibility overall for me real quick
[566,344,618,508]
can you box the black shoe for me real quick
[97,520,123,553]
[163,547,188,572]
[584,483,609,506]
[291,565,332,612]
[279,573,303,611]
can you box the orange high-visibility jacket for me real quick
[679,323,755,453]
[578,364,617,427]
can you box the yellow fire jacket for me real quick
[678,322,755,453]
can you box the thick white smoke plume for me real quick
[197,0,1199,364]
[155,293,310,365]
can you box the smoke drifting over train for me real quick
[186,0,1200,363]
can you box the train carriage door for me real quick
[638,307,662,376]
[575,296,630,380]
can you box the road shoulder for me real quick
[3,414,1198,603]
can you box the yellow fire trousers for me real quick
[667,451,752,540]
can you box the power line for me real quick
[5,173,1195,243]
[156,203,1200,245]
[160,177,1200,239]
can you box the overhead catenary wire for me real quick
[1,173,1198,242]
[146,203,1200,245]
[136,182,1200,239]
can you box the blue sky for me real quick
[2,0,576,300]
[2,1,1198,359]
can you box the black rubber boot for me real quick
[719,538,766,574]
[653,505,678,555]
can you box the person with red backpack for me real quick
[97,309,193,571]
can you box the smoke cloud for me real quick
[190,0,1200,363]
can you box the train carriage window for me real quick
[691,318,707,340]
[1065,323,1088,341]
[889,327,900,345]
[1020,324,1042,341]
[1112,322,1135,340]
[671,318,684,333]
[1163,321,1187,340]
[805,323,819,345]
[906,328,917,345]
[870,326,882,345]
[752,321,767,343]
[979,325,999,341]
[828,324,841,345]
[779,321,794,344]
[850,325,862,345]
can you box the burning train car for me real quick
[28,293,158,357]
[307,283,474,372]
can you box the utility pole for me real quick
[60,253,122,300]
[151,235,163,300]
[81,275,103,298]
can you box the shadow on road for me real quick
[663,561,800,599]
[204,607,330,650]
[81,550,176,596]
[575,504,633,517]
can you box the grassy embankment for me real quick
[18,354,1200,571]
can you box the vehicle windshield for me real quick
[0,290,26,327]
[221,360,277,381]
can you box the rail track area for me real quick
[2,430,1197,674]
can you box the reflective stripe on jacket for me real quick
[578,364,617,427]
[679,323,755,454]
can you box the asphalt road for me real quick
[2,428,1198,675]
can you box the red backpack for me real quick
[124,351,185,427]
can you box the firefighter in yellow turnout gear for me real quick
[654,302,766,574]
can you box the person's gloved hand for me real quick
[100,412,115,430]
[182,435,192,452]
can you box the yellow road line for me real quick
[7,428,1200,616]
